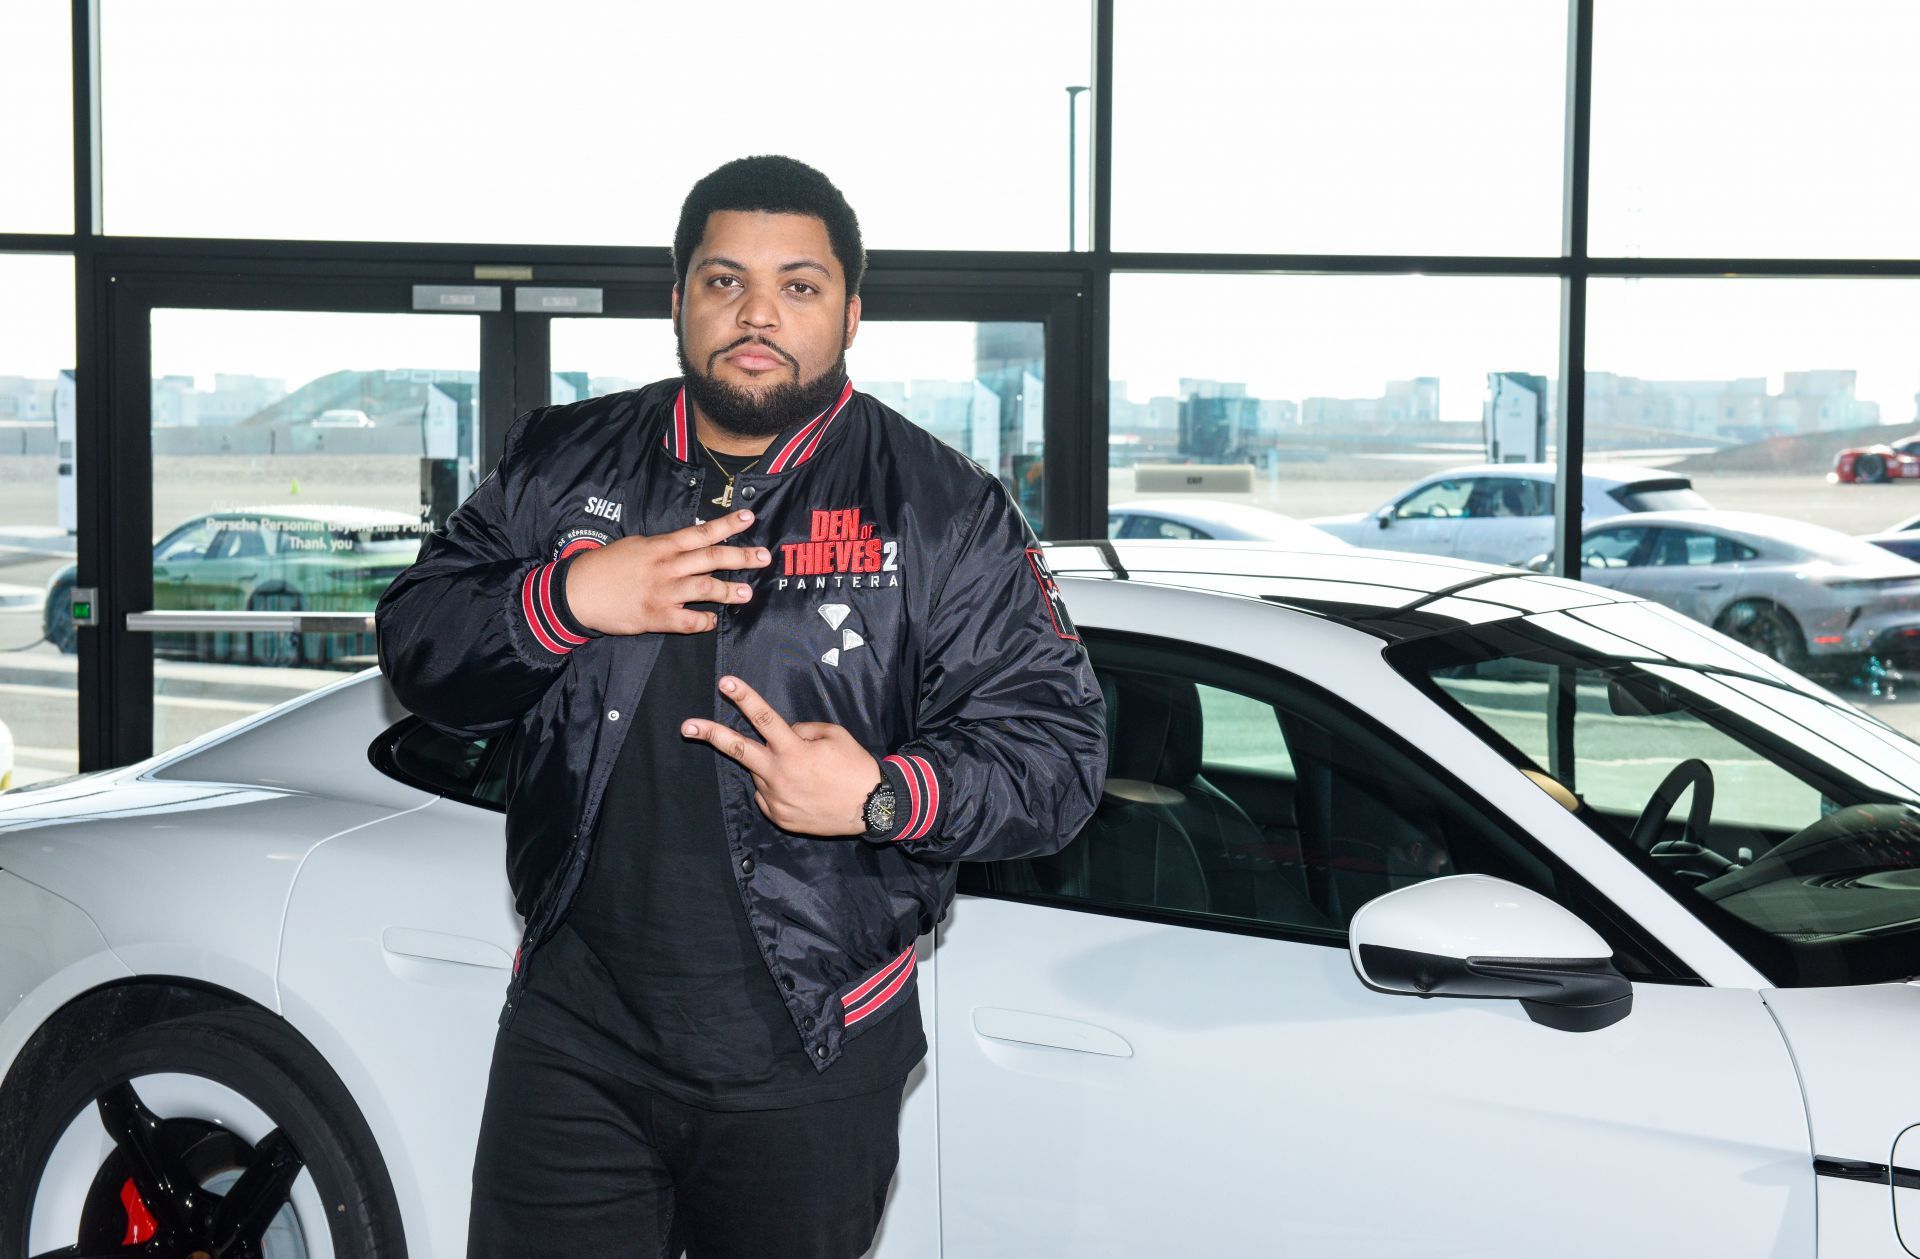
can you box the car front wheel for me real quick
[4,1007,404,1259]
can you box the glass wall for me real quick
[0,1,73,233]
[1109,273,1559,561]
[99,0,1093,250]
[143,309,475,753]
[1113,0,1567,255]
[0,254,77,788]
[1591,0,1920,258]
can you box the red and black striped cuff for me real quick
[518,552,601,656]
[841,944,917,1028]
[879,752,942,843]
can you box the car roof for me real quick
[1582,510,1920,560]
[1412,462,1688,488]
[1046,539,1632,641]
[211,505,421,527]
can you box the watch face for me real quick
[866,787,897,833]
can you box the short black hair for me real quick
[672,155,866,297]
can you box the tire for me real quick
[3,1007,405,1259]
[42,570,77,655]
[1714,601,1808,672]
[1854,452,1888,483]
[246,588,305,668]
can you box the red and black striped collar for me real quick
[660,378,856,474]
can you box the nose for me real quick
[738,282,779,331]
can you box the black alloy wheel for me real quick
[1855,452,1889,483]
[1715,601,1808,672]
[2,1007,405,1259]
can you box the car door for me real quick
[1374,477,1468,557]
[279,717,943,1259]
[935,614,1811,1257]
[1617,528,1745,625]
[1575,524,1652,590]
[1454,475,1553,565]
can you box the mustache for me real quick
[708,336,799,373]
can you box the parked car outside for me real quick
[1107,498,1348,546]
[1862,529,1920,564]
[1829,434,1920,483]
[6,542,1920,1256]
[1532,510,1920,671]
[0,715,12,792]
[1306,463,1709,565]
[43,506,425,665]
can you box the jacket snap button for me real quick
[740,485,757,501]
[740,855,755,875]
[783,976,796,991]
[606,709,620,721]
[802,1015,814,1030]
[814,1045,827,1059]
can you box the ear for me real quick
[843,293,861,350]
[671,285,682,325]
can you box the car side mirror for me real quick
[1347,874,1631,1032]
[1375,506,1393,529]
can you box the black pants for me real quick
[467,1026,906,1259]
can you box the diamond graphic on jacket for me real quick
[821,647,842,667]
[820,604,851,631]
[816,606,871,668]
[842,629,864,651]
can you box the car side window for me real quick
[1394,479,1470,520]
[1123,514,1205,541]
[155,518,220,563]
[369,718,513,810]
[989,638,1608,953]
[1463,477,1547,518]
[206,526,268,561]
[1580,526,1648,569]
[1648,529,1748,567]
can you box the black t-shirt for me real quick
[511,615,925,1110]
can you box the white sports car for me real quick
[4,541,1920,1258]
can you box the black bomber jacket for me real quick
[374,377,1107,1069]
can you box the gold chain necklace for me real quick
[698,439,765,509]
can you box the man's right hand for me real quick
[561,508,770,635]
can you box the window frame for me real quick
[959,627,1696,983]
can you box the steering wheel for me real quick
[1630,758,1715,853]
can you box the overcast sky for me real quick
[7,1,1920,424]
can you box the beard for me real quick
[678,333,848,440]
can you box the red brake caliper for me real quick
[119,1178,158,1245]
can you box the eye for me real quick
[787,281,818,296]
[708,275,741,289]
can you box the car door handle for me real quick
[971,1007,1133,1058]
[1694,581,1723,590]
[381,926,512,970]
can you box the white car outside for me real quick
[3,541,1919,1257]
[1559,509,1920,671]
[1107,498,1348,546]
[1307,462,1709,565]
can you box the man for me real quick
[375,155,1107,1258]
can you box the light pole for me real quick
[1066,85,1089,251]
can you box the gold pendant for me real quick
[711,481,733,509]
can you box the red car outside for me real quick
[1832,436,1920,483]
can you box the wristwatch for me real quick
[861,778,898,840]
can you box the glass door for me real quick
[96,275,501,764]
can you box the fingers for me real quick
[718,676,797,749]
[669,607,718,634]
[681,718,774,776]
[674,575,756,607]
[670,509,756,552]
[675,543,773,576]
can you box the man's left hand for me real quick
[682,676,881,837]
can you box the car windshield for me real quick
[1611,479,1710,512]
[1390,600,1920,986]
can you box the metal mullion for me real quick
[1553,0,1594,586]
[1110,252,1567,277]
[0,233,78,253]
[1081,0,1114,540]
